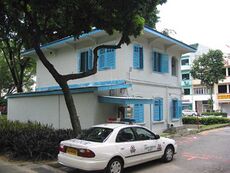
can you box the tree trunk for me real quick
[60,81,81,135]
[34,45,81,135]
[209,85,214,112]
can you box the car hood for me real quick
[61,138,101,149]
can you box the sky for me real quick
[156,0,230,54]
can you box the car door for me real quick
[116,127,143,167]
[132,127,163,161]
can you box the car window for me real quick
[78,127,113,142]
[116,128,135,142]
[133,127,155,140]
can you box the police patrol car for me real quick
[58,123,177,173]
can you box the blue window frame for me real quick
[152,51,169,73]
[171,99,182,119]
[153,98,163,121]
[133,44,144,69]
[98,48,115,70]
[78,49,93,73]
[133,104,144,123]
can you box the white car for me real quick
[182,109,198,116]
[58,123,177,173]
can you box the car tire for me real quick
[192,113,196,116]
[105,157,124,173]
[161,145,174,163]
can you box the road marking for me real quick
[182,152,230,164]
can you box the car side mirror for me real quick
[155,134,160,139]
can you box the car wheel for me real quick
[161,145,174,162]
[106,158,124,173]
[192,113,196,116]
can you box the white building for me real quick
[215,55,230,115]
[181,44,230,116]
[181,44,211,113]
[7,26,195,133]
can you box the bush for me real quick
[201,112,227,117]
[182,116,230,125]
[0,119,75,160]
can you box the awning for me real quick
[98,96,153,104]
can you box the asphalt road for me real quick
[1,127,230,173]
[63,127,230,173]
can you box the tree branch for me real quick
[63,34,126,81]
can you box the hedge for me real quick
[201,112,227,117]
[0,119,75,160]
[182,116,230,125]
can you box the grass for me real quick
[0,114,7,121]
[199,123,230,131]
[160,123,230,138]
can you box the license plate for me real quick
[66,147,77,155]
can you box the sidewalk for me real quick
[0,158,66,173]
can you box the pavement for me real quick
[1,126,230,173]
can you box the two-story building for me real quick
[7,26,195,133]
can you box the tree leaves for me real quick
[191,49,225,87]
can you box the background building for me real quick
[181,44,210,114]
[181,44,230,116]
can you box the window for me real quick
[78,49,93,72]
[133,44,143,69]
[193,87,210,95]
[152,52,169,73]
[171,99,182,119]
[153,98,163,121]
[171,57,177,76]
[184,88,190,95]
[228,68,230,76]
[222,68,226,76]
[133,104,144,123]
[116,128,135,142]
[218,85,227,93]
[78,127,113,143]
[98,48,115,70]
[182,73,190,80]
[181,59,189,66]
[132,127,155,140]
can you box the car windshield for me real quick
[78,127,113,142]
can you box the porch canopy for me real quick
[98,96,153,104]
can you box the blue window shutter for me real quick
[77,53,81,73]
[134,104,144,123]
[161,53,169,73]
[99,49,105,70]
[160,98,163,121]
[175,99,179,118]
[133,45,140,69]
[106,49,115,69]
[154,99,160,121]
[139,47,144,69]
[87,49,93,70]
[152,52,158,71]
[139,104,144,123]
[170,99,174,119]
[177,100,182,118]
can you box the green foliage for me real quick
[182,116,230,125]
[190,49,225,111]
[201,112,227,117]
[191,49,225,87]
[0,119,75,160]
[0,56,14,95]
[0,0,167,47]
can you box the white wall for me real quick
[8,93,115,129]
[36,35,182,90]
[128,82,182,134]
